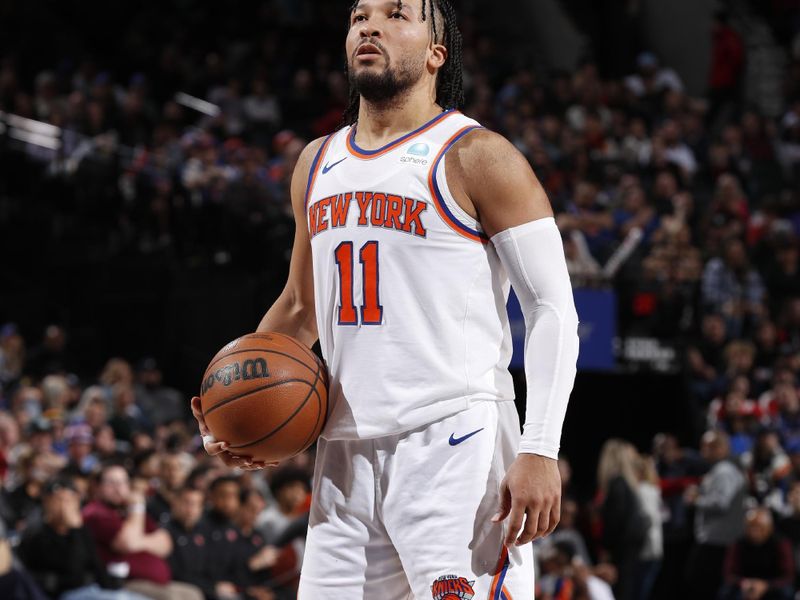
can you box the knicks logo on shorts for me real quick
[431,574,475,600]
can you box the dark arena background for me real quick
[2,0,800,598]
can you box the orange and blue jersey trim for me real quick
[428,125,489,244]
[489,546,512,600]
[346,109,458,159]
[305,134,335,211]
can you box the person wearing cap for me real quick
[623,51,684,99]
[65,423,99,475]
[18,477,149,600]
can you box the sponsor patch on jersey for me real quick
[408,142,430,156]
[401,142,430,165]
[431,574,475,600]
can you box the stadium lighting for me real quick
[174,92,221,117]
[5,113,62,137]
[8,127,61,150]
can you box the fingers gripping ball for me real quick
[200,333,328,463]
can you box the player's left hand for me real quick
[492,453,561,546]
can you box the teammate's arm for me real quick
[448,129,580,546]
[190,137,325,470]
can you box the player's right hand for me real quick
[190,396,276,470]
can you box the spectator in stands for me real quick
[764,239,800,316]
[556,180,615,263]
[752,321,780,392]
[243,78,281,148]
[708,10,745,128]
[655,119,698,181]
[0,516,49,600]
[612,184,659,244]
[108,385,150,443]
[710,388,761,458]
[236,488,285,599]
[596,439,648,600]
[634,455,663,600]
[741,429,792,506]
[687,313,729,404]
[777,297,800,357]
[624,52,684,99]
[134,358,184,427]
[258,468,311,545]
[64,423,98,474]
[537,540,615,600]
[165,486,216,599]
[18,477,148,600]
[76,387,110,429]
[684,430,747,600]
[0,324,25,390]
[204,475,242,599]
[720,507,793,600]
[769,383,800,444]
[94,425,127,464]
[652,433,703,598]
[777,481,800,588]
[82,463,202,600]
[701,238,766,338]
[3,447,61,533]
[148,451,193,526]
[539,497,592,567]
[98,360,134,394]
[0,412,20,484]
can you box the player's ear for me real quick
[428,43,447,71]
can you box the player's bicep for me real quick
[456,130,553,239]
[258,138,325,342]
[283,145,319,310]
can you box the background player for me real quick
[192,0,579,597]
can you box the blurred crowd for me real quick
[0,326,313,600]
[3,0,800,599]
[538,431,800,600]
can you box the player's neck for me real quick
[355,92,443,149]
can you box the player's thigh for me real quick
[381,401,535,599]
[299,437,412,599]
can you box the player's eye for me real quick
[390,10,406,19]
[352,13,367,24]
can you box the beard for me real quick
[348,51,425,105]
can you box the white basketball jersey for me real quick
[305,110,515,440]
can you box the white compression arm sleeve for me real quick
[492,217,580,459]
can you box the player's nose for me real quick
[358,22,382,39]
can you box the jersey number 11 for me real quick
[334,241,383,326]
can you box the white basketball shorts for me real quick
[298,400,535,599]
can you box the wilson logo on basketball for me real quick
[431,575,475,600]
[201,358,270,394]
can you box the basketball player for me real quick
[191,0,580,597]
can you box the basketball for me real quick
[199,332,328,463]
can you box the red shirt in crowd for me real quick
[710,25,744,90]
[82,500,171,585]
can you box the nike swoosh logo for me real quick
[322,157,347,174]
[449,428,484,446]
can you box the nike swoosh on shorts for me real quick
[449,428,484,446]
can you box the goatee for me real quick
[349,58,423,105]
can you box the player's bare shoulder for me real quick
[445,128,552,237]
[291,137,330,193]
[448,128,527,180]
[289,135,332,210]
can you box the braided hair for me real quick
[343,0,464,127]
